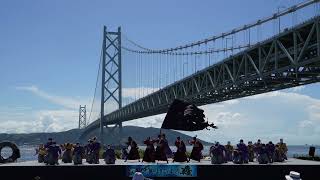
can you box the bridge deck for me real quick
[82,15,320,139]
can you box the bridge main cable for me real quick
[81,0,320,139]
[104,16,320,125]
[123,0,319,54]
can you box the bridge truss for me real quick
[82,16,320,138]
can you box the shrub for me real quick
[115,150,122,159]
[293,154,320,161]
[138,149,144,159]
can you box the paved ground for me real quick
[1,158,320,166]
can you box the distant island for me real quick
[0,126,212,146]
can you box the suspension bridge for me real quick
[79,0,320,142]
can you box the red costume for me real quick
[189,139,203,162]
[173,140,188,162]
[154,138,168,162]
[142,138,155,162]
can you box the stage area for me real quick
[1,158,319,180]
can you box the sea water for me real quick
[2,145,319,162]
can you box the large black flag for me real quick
[161,99,217,131]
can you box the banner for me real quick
[126,165,197,177]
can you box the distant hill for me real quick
[0,126,212,146]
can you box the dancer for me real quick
[225,141,234,162]
[173,137,188,162]
[210,142,225,164]
[162,134,173,158]
[237,139,248,163]
[142,137,155,163]
[125,137,140,162]
[73,143,83,165]
[188,136,203,162]
[104,145,116,164]
[154,134,168,163]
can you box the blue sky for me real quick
[1,0,320,145]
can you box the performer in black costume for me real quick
[154,134,168,163]
[125,137,140,162]
[173,136,188,162]
[142,137,155,163]
[188,136,203,162]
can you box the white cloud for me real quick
[0,109,78,133]
[291,86,305,92]
[221,99,240,105]
[1,86,160,133]
[124,88,320,145]
[16,85,89,109]
[122,87,159,100]
[4,84,320,145]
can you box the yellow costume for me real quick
[39,147,47,156]
[65,143,73,150]
[277,143,288,154]
[225,144,234,152]
[277,142,288,160]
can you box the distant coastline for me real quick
[1,126,319,147]
[0,126,212,146]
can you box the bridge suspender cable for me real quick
[88,44,103,124]
[121,0,319,55]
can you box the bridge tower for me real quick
[100,26,122,144]
[78,105,87,129]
